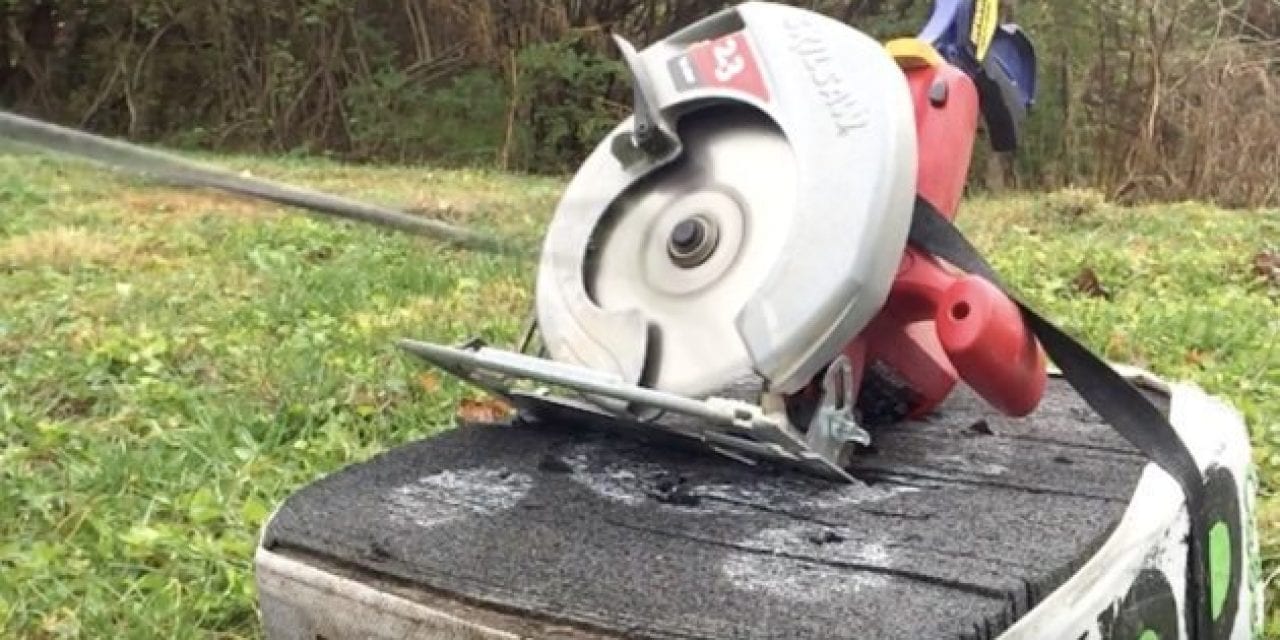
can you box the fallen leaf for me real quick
[457,397,512,423]
[418,373,441,393]
[1184,349,1210,367]
[402,196,470,223]
[1253,249,1279,286]
[1105,331,1139,363]
[1071,267,1112,299]
[304,245,335,262]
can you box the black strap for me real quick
[908,197,1210,639]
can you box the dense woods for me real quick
[2,0,1278,206]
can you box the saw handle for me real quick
[848,60,1045,424]
[936,275,1046,416]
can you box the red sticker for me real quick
[667,32,771,103]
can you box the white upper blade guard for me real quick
[536,2,917,398]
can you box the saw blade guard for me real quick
[536,1,918,399]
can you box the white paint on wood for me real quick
[385,468,533,528]
[722,525,891,601]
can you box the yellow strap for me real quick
[885,38,943,69]
[970,0,999,61]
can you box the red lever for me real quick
[836,60,1046,424]
[936,276,1046,416]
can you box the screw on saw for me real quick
[823,412,867,445]
[667,215,720,268]
[800,355,870,470]
[612,34,678,159]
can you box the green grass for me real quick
[1,152,1277,638]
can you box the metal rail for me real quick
[0,110,528,256]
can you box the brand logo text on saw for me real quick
[783,16,870,137]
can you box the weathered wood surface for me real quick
[261,380,1150,639]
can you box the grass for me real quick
[0,151,1277,638]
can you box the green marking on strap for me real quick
[1138,630,1159,640]
[1210,520,1232,620]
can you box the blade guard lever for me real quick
[612,34,678,159]
[918,0,1037,151]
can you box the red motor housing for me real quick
[840,60,1046,425]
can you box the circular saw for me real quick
[401,1,1047,480]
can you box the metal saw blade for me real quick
[535,2,918,399]
[586,107,796,397]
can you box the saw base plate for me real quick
[397,340,863,480]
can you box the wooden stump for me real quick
[258,380,1149,639]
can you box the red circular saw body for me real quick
[841,62,1046,424]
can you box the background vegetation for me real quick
[2,0,1280,638]
[2,0,1279,205]
[0,152,1277,638]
